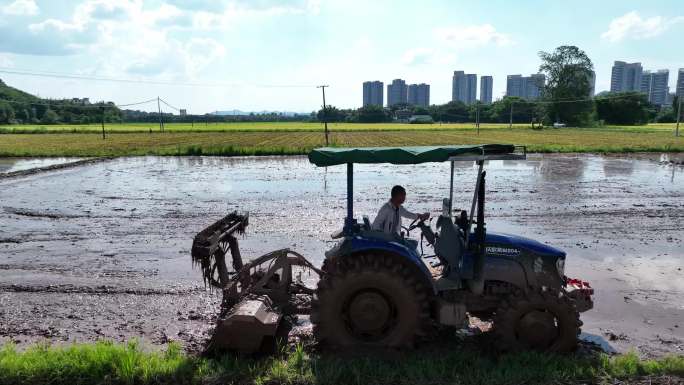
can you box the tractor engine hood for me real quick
[484,232,566,258]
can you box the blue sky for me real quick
[0,0,682,113]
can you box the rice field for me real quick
[0,122,679,134]
[0,126,682,157]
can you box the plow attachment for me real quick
[191,212,321,353]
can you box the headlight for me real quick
[556,257,565,277]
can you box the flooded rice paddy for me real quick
[0,154,682,355]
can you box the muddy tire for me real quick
[311,253,432,349]
[494,288,581,353]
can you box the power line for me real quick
[159,97,180,111]
[0,97,161,110]
[0,67,318,88]
[117,98,158,107]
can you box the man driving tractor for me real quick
[372,185,430,235]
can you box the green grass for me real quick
[0,340,682,385]
[0,126,682,157]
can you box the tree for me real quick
[40,108,59,124]
[538,45,594,126]
[316,106,346,123]
[429,101,469,122]
[595,92,650,125]
[357,105,390,123]
[485,97,540,123]
[413,106,429,115]
[0,101,15,124]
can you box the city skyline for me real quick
[0,1,682,112]
[362,62,682,108]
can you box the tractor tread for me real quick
[312,252,433,349]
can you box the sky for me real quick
[0,0,682,114]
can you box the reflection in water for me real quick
[603,159,635,178]
[537,155,586,182]
[0,157,86,174]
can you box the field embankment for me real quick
[1,340,683,385]
[0,123,682,156]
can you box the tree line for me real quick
[315,91,676,126]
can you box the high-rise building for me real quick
[610,61,643,92]
[362,81,384,107]
[479,76,493,104]
[466,74,477,104]
[506,75,524,98]
[666,92,675,106]
[588,71,596,97]
[506,74,545,100]
[387,79,408,106]
[525,74,545,99]
[452,71,477,104]
[408,83,430,107]
[452,71,466,102]
[640,69,669,106]
[676,68,684,98]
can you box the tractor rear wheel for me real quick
[494,288,581,353]
[311,253,431,349]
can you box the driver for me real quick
[372,185,429,235]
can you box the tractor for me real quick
[191,144,593,354]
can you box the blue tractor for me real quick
[308,145,593,352]
[192,144,594,353]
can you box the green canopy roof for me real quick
[308,144,516,167]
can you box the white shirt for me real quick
[371,200,418,235]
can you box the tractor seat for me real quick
[362,215,371,231]
[434,215,464,278]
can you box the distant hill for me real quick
[0,78,41,104]
[0,78,120,124]
[211,110,307,117]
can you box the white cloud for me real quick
[2,0,38,15]
[434,24,513,48]
[191,0,319,30]
[402,23,509,66]
[0,54,13,67]
[601,11,684,42]
[402,48,433,65]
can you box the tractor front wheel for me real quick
[311,253,431,349]
[494,288,581,353]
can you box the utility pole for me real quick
[509,102,514,129]
[317,85,329,146]
[100,104,106,140]
[157,96,164,133]
[676,96,681,137]
[476,103,480,135]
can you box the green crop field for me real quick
[0,125,682,157]
[0,122,680,134]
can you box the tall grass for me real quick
[1,340,682,385]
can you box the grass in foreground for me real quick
[0,127,682,157]
[0,340,683,385]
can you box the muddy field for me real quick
[0,154,682,356]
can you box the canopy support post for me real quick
[449,160,454,215]
[344,162,354,233]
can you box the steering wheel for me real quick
[403,217,428,235]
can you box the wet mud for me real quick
[0,154,682,356]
